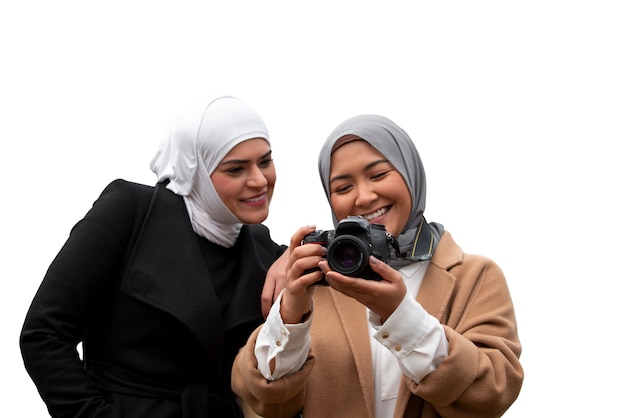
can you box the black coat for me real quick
[20,179,286,418]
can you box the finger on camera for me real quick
[292,256,325,277]
[301,241,327,254]
[368,256,400,282]
[318,259,367,283]
[291,244,326,263]
[302,269,324,287]
[287,269,323,296]
[287,246,324,274]
[319,266,360,288]
[289,225,317,250]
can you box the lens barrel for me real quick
[327,236,371,276]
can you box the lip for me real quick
[361,206,390,224]
[240,192,268,207]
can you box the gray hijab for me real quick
[318,114,443,263]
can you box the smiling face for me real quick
[210,138,276,224]
[329,140,412,237]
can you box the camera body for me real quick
[302,216,391,283]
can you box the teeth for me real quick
[362,207,387,221]
[244,194,265,202]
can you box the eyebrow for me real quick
[220,149,272,165]
[329,159,389,183]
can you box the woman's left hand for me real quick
[319,256,406,323]
[261,249,290,318]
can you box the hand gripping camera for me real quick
[302,215,399,284]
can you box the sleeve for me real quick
[19,180,139,418]
[233,324,316,418]
[255,289,312,381]
[370,292,448,383]
[408,257,524,418]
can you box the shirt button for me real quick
[276,340,282,347]
[382,332,389,339]
[394,345,401,352]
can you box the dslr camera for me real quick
[302,215,396,284]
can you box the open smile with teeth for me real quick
[242,193,266,203]
[361,206,389,221]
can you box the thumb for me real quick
[368,255,393,280]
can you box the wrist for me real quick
[280,297,311,324]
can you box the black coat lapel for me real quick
[221,226,268,331]
[121,183,222,357]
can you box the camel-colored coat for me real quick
[233,232,523,418]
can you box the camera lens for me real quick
[327,236,370,276]
[333,242,360,268]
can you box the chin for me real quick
[240,213,269,225]
[382,224,400,237]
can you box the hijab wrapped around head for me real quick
[150,96,270,247]
[318,114,443,264]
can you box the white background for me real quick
[2,1,625,416]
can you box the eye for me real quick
[333,184,353,194]
[226,166,244,175]
[370,170,390,181]
[259,158,273,168]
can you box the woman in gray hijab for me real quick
[233,115,523,418]
[21,96,287,418]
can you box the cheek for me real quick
[265,169,277,201]
[210,174,234,200]
[330,195,350,220]
[394,183,413,231]
[266,167,277,187]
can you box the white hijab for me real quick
[150,96,270,247]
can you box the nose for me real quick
[354,181,377,208]
[246,166,268,188]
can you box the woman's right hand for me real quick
[319,255,407,324]
[279,225,326,324]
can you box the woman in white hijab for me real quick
[233,114,523,418]
[21,96,287,418]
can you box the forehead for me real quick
[330,140,387,173]
[331,134,362,152]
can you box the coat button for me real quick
[382,332,389,339]
[394,345,401,352]
[276,340,282,347]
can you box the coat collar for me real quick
[121,182,267,356]
[396,231,461,415]
[416,231,461,320]
[328,232,462,417]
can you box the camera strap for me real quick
[386,233,402,258]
